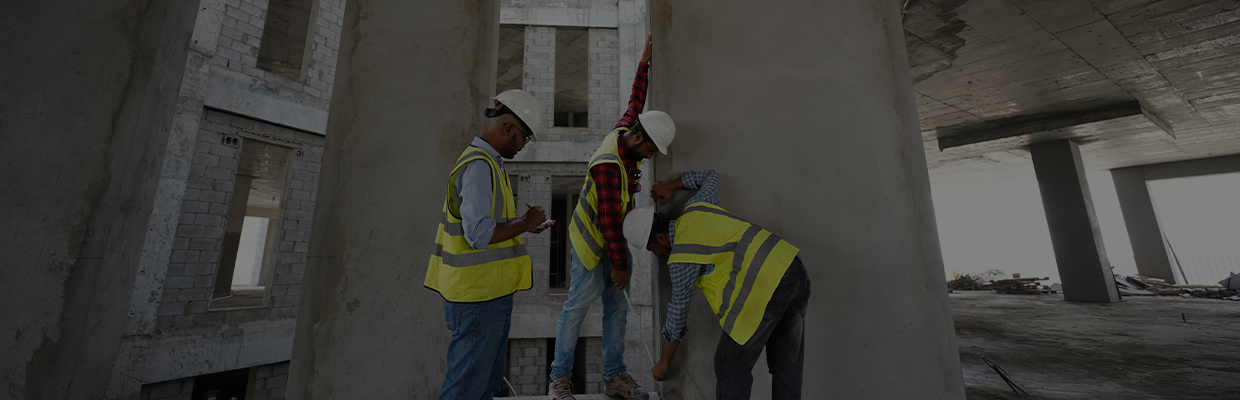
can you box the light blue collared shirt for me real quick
[455,137,505,250]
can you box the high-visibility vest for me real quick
[668,202,801,344]
[424,145,532,302]
[568,129,640,270]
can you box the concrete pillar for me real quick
[524,26,556,130]
[286,1,501,398]
[1030,140,1121,303]
[1,1,200,398]
[1111,167,1180,283]
[648,1,964,398]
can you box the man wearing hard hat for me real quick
[425,89,551,400]
[626,169,812,400]
[548,35,674,400]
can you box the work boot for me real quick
[548,377,576,400]
[604,372,649,400]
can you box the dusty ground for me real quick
[952,291,1240,399]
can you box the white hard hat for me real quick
[623,207,657,250]
[636,111,676,155]
[492,89,543,138]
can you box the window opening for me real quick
[554,28,589,127]
[258,0,314,80]
[550,176,583,292]
[211,139,294,310]
[496,26,525,94]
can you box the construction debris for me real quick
[1128,275,1237,300]
[1219,272,1240,290]
[948,272,984,291]
[980,276,1057,295]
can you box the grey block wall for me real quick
[588,28,621,130]
[157,110,322,330]
[252,361,291,400]
[524,26,557,130]
[214,0,343,102]
[139,378,194,400]
[508,339,550,395]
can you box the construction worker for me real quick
[548,35,675,400]
[625,169,812,400]
[425,89,551,400]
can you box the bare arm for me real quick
[651,340,681,381]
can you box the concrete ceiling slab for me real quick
[910,0,1240,184]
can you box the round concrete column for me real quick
[647,1,965,398]
[287,1,502,398]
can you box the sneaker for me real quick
[604,372,649,399]
[548,377,576,400]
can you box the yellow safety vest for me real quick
[568,129,640,270]
[668,202,800,344]
[424,145,532,302]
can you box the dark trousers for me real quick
[714,257,810,400]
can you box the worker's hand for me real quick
[611,268,630,290]
[651,360,670,381]
[522,205,547,232]
[650,179,682,205]
[640,34,652,64]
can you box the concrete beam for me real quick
[937,101,1173,150]
[1111,167,1179,283]
[286,1,501,398]
[648,0,965,398]
[1141,153,1240,181]
[1031,140,1120,303]
[500,0,619,28]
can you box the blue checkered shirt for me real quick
[662,169,720,342]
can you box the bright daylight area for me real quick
[933,172,1240,287]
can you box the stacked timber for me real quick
[1131,275,1223,295]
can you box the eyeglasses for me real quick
[510,123,535,145]
[629,168,642,193]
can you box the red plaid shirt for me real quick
[591,61,649,271]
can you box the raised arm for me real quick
[615,34,653,129]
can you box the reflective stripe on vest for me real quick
[669,203,800,344]
[567,129,638,270]
[424,145,532,303]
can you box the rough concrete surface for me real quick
[647,0,964,399]
[0,1,198,398]
[953,291,1240,399]
[286,1,501,399]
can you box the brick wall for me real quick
[508,338,549,395]
[524,26,556,129]
[251,361,290,400]
[581,337,603,393]
[214,0,343,101]
[514,171,552,298]
[139,378,193,400]
[157,110,322,330]
[588,28,620,130]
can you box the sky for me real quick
[930,171,1240,285]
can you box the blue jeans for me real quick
[550,248,629,380]
[715,258,810,400]
[438,295,513,400]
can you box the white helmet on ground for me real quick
[623,207,657,250]
[492,89,543,139]
[636,111,676,155]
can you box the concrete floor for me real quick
[953,291,1240,399]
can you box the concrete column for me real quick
[1111,167,1180,283]
[286,1,501,398]
[523,26,556,130]
[648,1,964,398]
[1031,140,1121,303]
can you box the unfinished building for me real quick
[4,0,1240,399]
